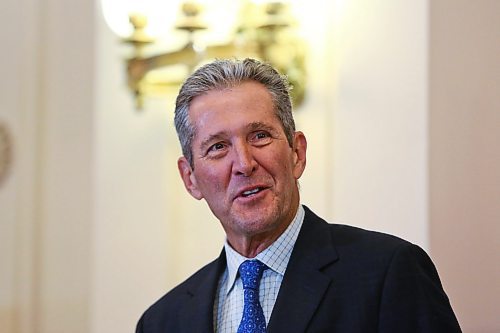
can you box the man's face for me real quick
[177,81,307,243]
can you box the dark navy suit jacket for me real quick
[136,206,461,332]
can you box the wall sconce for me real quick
[0,121,12,187]
[101,0,307,110]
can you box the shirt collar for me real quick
[223,205,305,295]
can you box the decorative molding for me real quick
[0,121,12,186]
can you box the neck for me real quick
[229,236,278,258]
[226,203,299,258]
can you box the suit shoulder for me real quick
[328,222,411,249]
[138,256,223,328]
[304,207,411,250]
[301,206,421,268]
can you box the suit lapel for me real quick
[182,250,226,333]
[267,206,339,333]
[178,207,338,333]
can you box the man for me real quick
[136,58,461,332]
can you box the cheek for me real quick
[264,155,295,183]
[194,165,228,193]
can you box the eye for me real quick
[205,142,228,158]
[255,132,269,139]
[250,131,273,146]
[209,142,225,151]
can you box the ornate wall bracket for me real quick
[122,1,307,110]
[0,121,12,187]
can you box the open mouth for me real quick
[240,187,266,198]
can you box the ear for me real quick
[177,157,204,200]
[292,131,307,179]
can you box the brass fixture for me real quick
[0,121,12,187]
[121,1,307,110]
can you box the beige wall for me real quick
[0,0,95,332]
[429,0,500,331]
[1,0,498,332]
[329,0,429,247]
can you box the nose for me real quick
[232,141,258,177]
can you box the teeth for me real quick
[243,188,260,196]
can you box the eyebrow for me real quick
[246,121,280,135]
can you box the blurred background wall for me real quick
[0,0,498,332]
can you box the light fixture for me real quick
[101,0,307,110]
[0,121,12,187]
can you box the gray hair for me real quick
[174,58,296,167]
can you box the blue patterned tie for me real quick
[237,260,268,333]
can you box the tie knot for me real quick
[239,260,267,290]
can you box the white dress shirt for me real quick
[213,205,305,333]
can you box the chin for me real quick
[233,210,283,235]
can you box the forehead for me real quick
[188,81,281,137]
